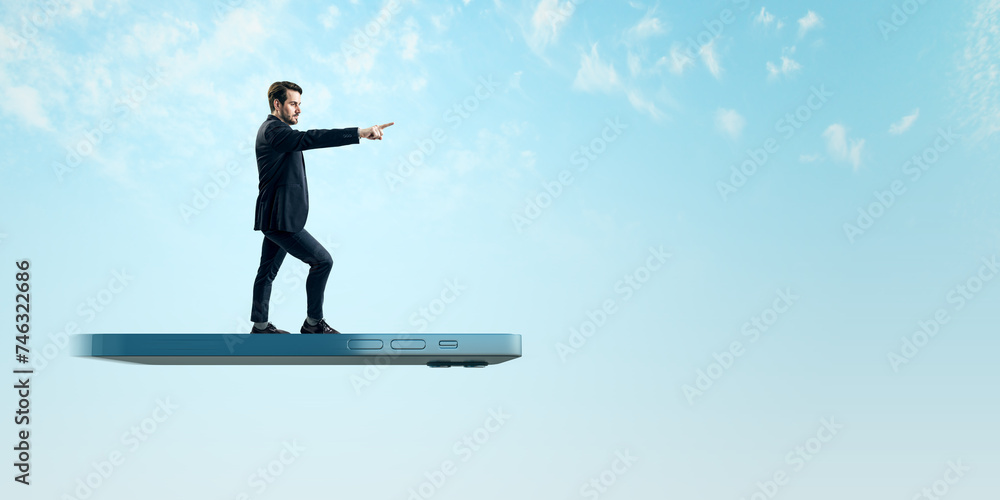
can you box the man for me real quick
[250,81,392,334]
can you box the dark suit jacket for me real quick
[254,115,359,232]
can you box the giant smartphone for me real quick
[76,333,521,367]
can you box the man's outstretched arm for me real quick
[264,121,395,152]
[265,124,360,153]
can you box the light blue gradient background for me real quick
[2,0,999,498]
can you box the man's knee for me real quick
[255,261,282,281]
[267,265,282,280]
[254,266,276,282]
[314,252,334,272]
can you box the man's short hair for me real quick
[267,81,303,112]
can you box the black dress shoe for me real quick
[250,322,289,334]
[300,319,340,334]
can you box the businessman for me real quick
[250,81,392,334]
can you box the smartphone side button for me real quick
[347,339,384,350]
[390,339,426,350]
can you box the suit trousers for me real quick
[250,228,333,322]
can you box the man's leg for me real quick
[251,235,287,324]
[261,229,333,322]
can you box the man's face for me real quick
[274,90,301,125]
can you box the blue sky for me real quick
[2,0,1000,498]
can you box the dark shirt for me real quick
[254,115,359,232]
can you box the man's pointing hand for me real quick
[360,122,394,140]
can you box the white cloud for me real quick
[666,43,694,75]
[501,121,526,137]
[766,55,802,78]
[660,39,721,78]
[889,108,920,135]
[430,5,458,31]
[0,1,289,191]
[409,76,427,92]
[305,4,437,99]
[798,10,823,38]
[211,7,268,56]
[309,3,426,95]
[572,43,620,93]
[626,12,667,40]
[715,108,745,139]
[699,38,722,79]
[400,29,419,60]
[508,71,523,91]
[0,85,53,130]
[527,0,579,53]
[823,124,865,169]
[754,7,776,27]
[64,0,97,18]
[956,0,1000,141]
[571,44,663,118]
[342,45,378,76]
[799,153,823,162]
[121,14,199,57]
[520,150,537,174]
[627,51,642,77]
[319,5,340,29]
[625,88,663,119]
